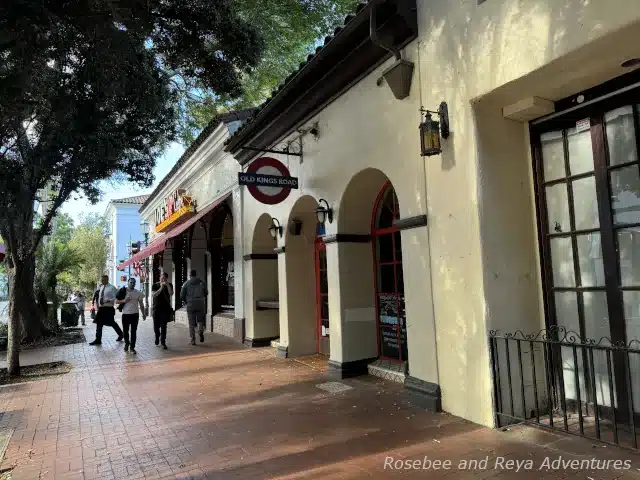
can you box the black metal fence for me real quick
[489,327,640,449]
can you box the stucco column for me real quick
[276,250,289,357]
[400,227,439,389]
[232,187,245,321]
[205,251,214,318]
[326,239,378,378]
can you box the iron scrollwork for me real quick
[489,326,639,351]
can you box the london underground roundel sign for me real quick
[238,157,299,205]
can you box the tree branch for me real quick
[30,186,69,256]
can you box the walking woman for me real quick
[151,272,173,349]
[116,278,145,354]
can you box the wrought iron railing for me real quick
[489,327,640,450]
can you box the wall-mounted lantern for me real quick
[420,102,450,157]
[268,218,283,238]
[315,199,333,225]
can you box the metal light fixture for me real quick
[268,218,283,238]
[140,220,150,236]
[315,199,333,225]
[419,102,450,157]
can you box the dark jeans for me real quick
[122,313,140,348]
[95,307,123,342]
[153,310,170,345]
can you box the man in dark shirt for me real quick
[151,272,173,349]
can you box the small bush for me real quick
[0,323,7,337]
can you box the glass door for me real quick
[533,98,640,416]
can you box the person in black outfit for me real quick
[151,272,173,349]
[89,275,124,345]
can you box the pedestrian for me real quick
[180,269,208,346]
[151,272,173,349]
[89,275,124,345]
[115,278,145,354]
[75,292,86,326]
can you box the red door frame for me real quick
[371,180,405,362]
[314,237,329,353]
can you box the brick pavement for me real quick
[1,318,640,479]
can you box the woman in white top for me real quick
[116,278,146,354]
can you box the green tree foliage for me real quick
[34,213,79,329]
[0,0,264,374]
[177,0,359,145]
[66,214,110,297]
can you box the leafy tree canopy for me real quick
[0,0,264,357]
[177,0,359,145]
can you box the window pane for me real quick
[321,297,329,320]
[610,165,640,225]
[605,106,638,166]
[583,291,610,341]
[567,127,594,175]
[576,233,605,287]
[377,234,393,263]
[378,265,395,293]
[572,175,599,230]
[320,270,328,294]
[396,267,404,294]
[550,237,576,287]
[624,290,640,412]
[617,228,640,287]
[546,183,571,233]
[554,292,580,332]
[541,130,566,181]
[394,231,403,262]
[583,291,615,407]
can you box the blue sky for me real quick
[61,142,185,219]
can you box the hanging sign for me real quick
[238,157,298,205]
[155,189,196,233]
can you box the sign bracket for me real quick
[239,135,303,159]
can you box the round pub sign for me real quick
[238,157,299,205]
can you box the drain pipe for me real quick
[370,6,401,61]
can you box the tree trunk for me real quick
[7,256,47,376]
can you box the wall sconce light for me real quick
[268,218,283,239]
[315,199,333,225]
[288,219,302,236]
[419,102,450,157]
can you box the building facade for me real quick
[122,110,254,342]
[224,0,640,431]
[105,195,150,289]
[120,0,640,438]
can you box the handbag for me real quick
[90,308,96,320]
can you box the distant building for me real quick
[104,195,150,289]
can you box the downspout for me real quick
[370,6,401,61]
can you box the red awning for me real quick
[118,193,230,270]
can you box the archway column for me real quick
[275,247,289,357]
[396,218,441,411]
[325,236,379,378]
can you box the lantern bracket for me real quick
[420,102,449,139]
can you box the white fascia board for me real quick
[140,122,231,218]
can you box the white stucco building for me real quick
[120,0,640,446]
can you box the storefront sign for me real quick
[239,157,298,205]
[155,188,196,232]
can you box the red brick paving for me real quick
[1,318,640,479]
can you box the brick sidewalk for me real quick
[1,318,640,479]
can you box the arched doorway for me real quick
[249,213,280,342]
[371,181,407,362]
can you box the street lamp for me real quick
[139,220,151,310]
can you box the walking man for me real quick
[89,275,124,345]
[116,278,145,354]
[180,269,208,345]
[151,272,173,349]
[75,292,86,326]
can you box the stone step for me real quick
[367,359,407,384]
